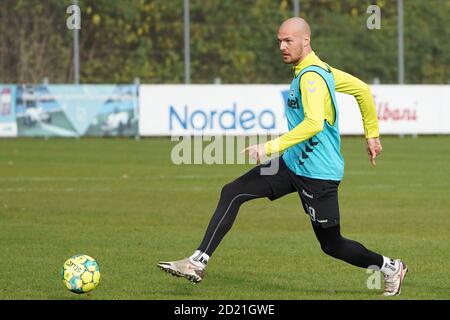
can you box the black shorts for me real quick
[255,157,341,228]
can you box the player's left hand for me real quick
[366,137,382,166]
[241,143,267,164]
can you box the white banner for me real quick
[139,85,288,136]
[0,123,17,137]
[139,85,450,136]
[338,85,450,135]
[0,85,17,137]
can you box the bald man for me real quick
[158,17,408,297]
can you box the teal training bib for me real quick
[282,65,344,181]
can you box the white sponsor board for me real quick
[139,85,450,136]
[0,85,17,137]
[338,85,450,135]
[0,123,17,137]
[139,85,288,136]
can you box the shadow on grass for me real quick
[151,271,382,300]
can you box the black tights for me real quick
[197,167,383,270]
[197,169,270,255]
[312,223,383,269]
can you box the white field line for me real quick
[0,186,210,192]
[0,188,112,193]
[0,175,230,182]
[349,183,450,189]
[0,169,429,182]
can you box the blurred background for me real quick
[1,0,448,138]
[0,0,449,85]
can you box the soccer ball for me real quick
[61,254,101,294]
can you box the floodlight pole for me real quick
[397,0,404,84]
[293,0,300,17]
[184,0,191,84]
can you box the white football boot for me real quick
[157,258,205,284]
[383,259,408,296]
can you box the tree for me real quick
[0,0,448,84]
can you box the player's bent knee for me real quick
[320,239,347,259]
[320,243,338,257]
[220,180,244,199]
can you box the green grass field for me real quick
[0,136,449,300]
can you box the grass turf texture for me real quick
[0,136,449,300]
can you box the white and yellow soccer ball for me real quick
[61,254,101,294]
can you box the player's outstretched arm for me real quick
[264,72,327,157]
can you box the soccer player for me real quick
[158,17,408,296]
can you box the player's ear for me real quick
[303,36,310,47]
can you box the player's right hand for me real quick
[241,143,266,165]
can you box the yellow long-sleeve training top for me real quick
[265,51,379,156]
